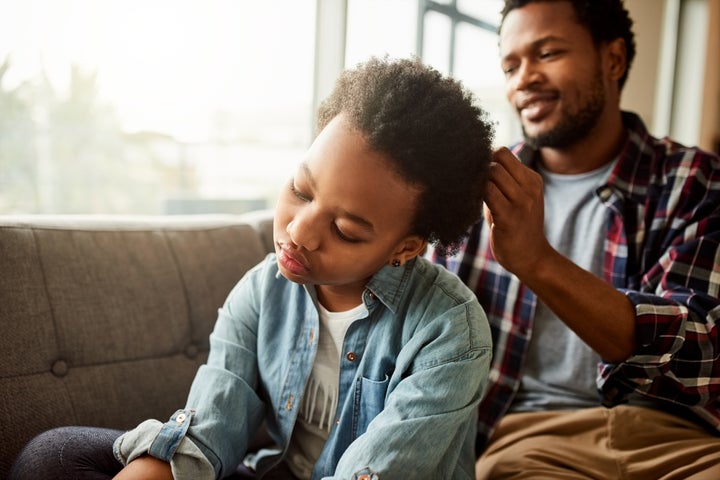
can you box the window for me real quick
[415,0,518,146]
[0,0,512,215]
[0,0,315,214]
[345,0,516,147]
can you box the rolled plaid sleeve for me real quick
[597,123,720,422]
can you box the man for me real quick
[435,0,720,477]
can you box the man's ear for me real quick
[605,37,627,83]
[389,235,428,266]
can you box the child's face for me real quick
[273,114,425,305]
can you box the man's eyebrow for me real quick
[300,161,375,233]
[532,35,571,48]
[501,35,570,60]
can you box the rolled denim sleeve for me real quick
[113,409,215,480]
[114,258,271,479]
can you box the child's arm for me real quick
[114,259,271,479]
[113,456,173,480]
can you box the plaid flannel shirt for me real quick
[435,112,720,453]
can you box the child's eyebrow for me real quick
[300,161,317,190]
[343,210,375,233]
[300,161,375,233]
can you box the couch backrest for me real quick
[0,212,274,477]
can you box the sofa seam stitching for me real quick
[161,231,196,354]
[31,226,79,420]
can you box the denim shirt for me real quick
[114,253,491,480]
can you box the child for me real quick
[10,56,494,480]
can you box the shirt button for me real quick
[346,352,357,362]
[368,292,376,300]
[358,475,371,480]
[176,413,186,424]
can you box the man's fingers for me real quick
[492,147,521,172]
[483,174,510,215]
[483,203,493,228]
[487,156,527,210]
[491,147,544,203]
[492,147,538,184]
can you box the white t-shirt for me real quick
[285,302,368,478]
[512,159,616,411]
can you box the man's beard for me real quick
[522,74,606,149]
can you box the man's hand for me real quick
[484,147,552,277]
[483,147,635,362]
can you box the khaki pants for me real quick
[477,406,720,480]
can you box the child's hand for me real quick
[113,455,173,480]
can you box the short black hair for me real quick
[317,56,494,256]
[500,0,636,90]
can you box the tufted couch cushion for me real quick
[0,212,275,478]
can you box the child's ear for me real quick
[389,235,427,267]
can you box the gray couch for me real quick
[0,210,275,478]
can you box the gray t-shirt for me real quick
[511,160,615,412]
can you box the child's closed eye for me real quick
[290,179,311,202]
[333,223,361,243]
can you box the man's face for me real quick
[498,1,610,148]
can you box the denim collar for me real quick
[364,257,417,315]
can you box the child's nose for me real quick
[286,212,320,252]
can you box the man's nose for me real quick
[512,60,543,90]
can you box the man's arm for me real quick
[483,147,636,363]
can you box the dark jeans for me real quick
[9,426,124,480]
[9,426,295,480]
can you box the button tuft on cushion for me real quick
[51,360,69,377]
[185,344,199,359]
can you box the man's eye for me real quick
[540,50,559,59]
[501,62,517,75]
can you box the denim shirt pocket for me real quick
[355,374,390,434]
